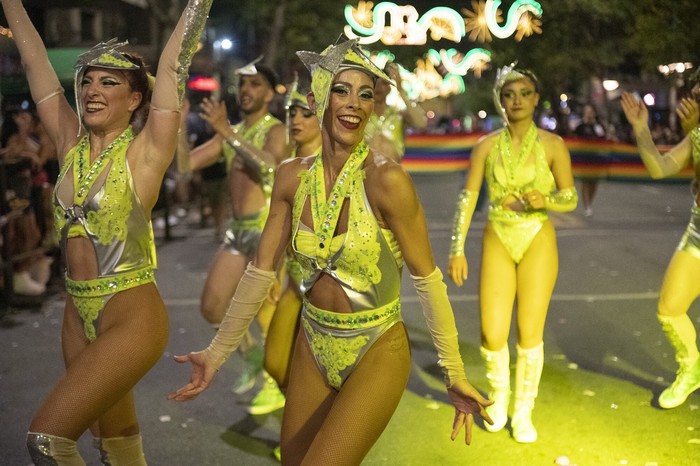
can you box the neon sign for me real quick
[344,1,543,45]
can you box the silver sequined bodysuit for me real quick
[53,127,157,340]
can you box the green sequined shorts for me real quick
[222,211,267,257]
[301,297,402,390]
[65,267,155,341]
[678,205,700,260]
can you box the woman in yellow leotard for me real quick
[447,64,577,443]
[170,40,492,465]
[0,0,212,463]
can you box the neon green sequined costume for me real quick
[221,113,281,256]
[53,126,157,340]
[485,123,555,263]
[291,141,405,389]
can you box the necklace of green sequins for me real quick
[309,140,368,252]
[73,126,134,202]
[499,122,537,189]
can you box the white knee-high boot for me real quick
[658,314,700,409]
[480,345,510,432]
[93,434,146,465]
[512,342,544,443]
[27,432,86,466]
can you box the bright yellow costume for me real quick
[53,126,157,341]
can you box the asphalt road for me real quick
[2,173,700,465]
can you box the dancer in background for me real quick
[0,0,212,462]
[365,61,427,162]
[622,89,700,409]
[264,82,322,392]
[176,59,289,415]
[448,64,577,443]
[170,40,492,465]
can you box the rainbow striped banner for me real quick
[402,133,694,182]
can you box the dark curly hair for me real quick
[120,52,151,133]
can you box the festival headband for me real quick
[296,39,392,128]
[73,38,142,133]
[284,73,306,144]
[235,56,279,89]
[492,61,539,124]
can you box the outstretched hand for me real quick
[167,350,218,401]
[620,92,648,131]
[198,97,230,136]
[676,97,700,136]
[447,379,493,445]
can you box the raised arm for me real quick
[621,92,691,179]
[138,0,213,176]
[1,0,79,157]
[199,97,288,171]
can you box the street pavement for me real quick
[2,173,700,465]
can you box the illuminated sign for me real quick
[344,1,542,45]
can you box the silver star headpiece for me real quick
[297,39,391,127]
[73,38,140,135]
[493,61,534,124]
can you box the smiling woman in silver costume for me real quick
[170,40,492,465]
[0,0,212,463]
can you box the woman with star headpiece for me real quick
[447,64,578,444]
[170,39,492,464]
[0,0,212,463]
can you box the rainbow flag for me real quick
[402,133,694,182]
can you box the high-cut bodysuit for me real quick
[221,113,281,256]
[291,141,404,389]
[485,123,555,263]
[678,128,700,259]
[53,126,157,341]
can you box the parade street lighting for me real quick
[602,79,619,92]
[657,62,693,76]
[658,62,693,132]
[220,38,233,51]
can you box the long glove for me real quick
[633,123,691,179]
[449,189,479,258]
[411,267,467,387]
[205,263,276,370]
[544,186,578,212]
[152,0,213,111]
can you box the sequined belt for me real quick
[488,207,548,222]
[303,297,401,330]
[65,267,155,297]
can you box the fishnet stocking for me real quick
[281,323,411,466]
[29,283,169,441]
